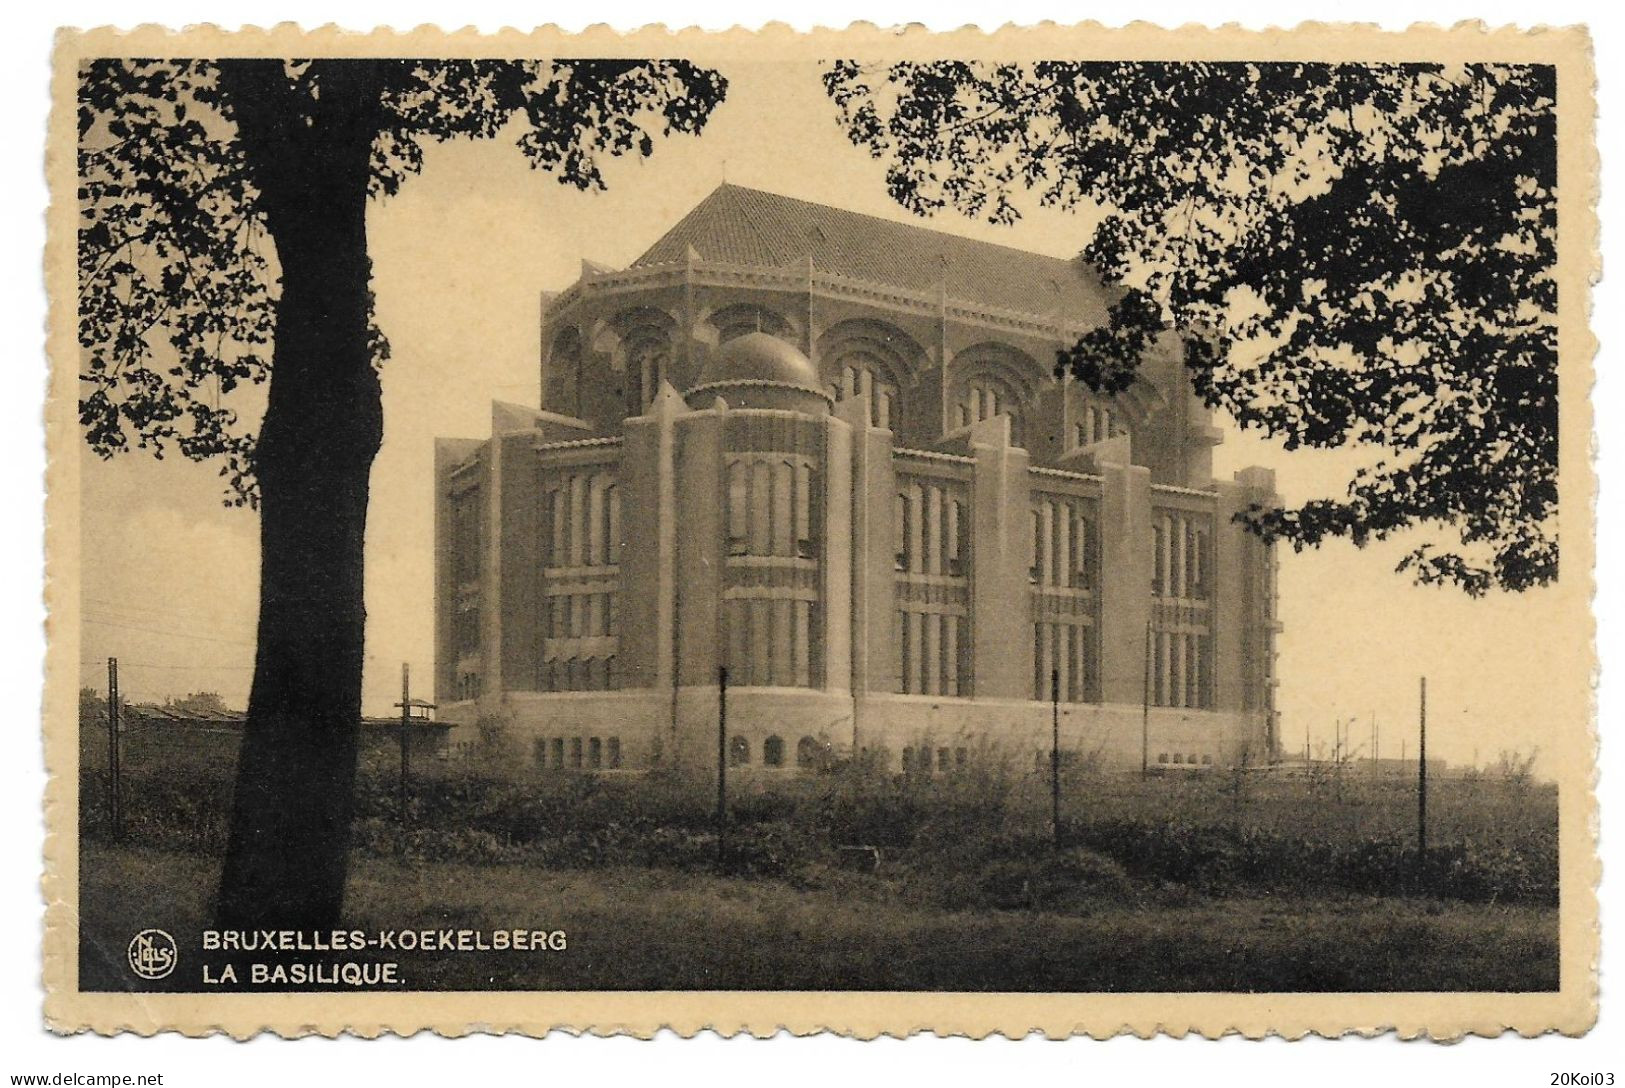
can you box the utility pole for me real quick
[398,663,411,827]
[1051,668,1061,851]
[1333,717,1343,801]
[1418,676,1429,889]
[106,657,121,843]
[1140,618,1151,778]
[716,666,728,867]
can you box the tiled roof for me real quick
[632,184,1110,324]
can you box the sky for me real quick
[77,60,1587,775]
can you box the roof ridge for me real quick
[707,182,1084,270]
[623,183,1111,324]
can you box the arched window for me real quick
[710,303,793,345]
[796,736,821,768]
[950,344,1038,446]
[763,736,785,767]
[725,456,819,562]
[831,353,902,430]
[954,376,1025,446]
[623,332,669,415]
[817,321,924,436]
[728,735,751,767]
[1074,397,1129,448]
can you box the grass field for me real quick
[80,843,1558,993]
[76,725,1560,993]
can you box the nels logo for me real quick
[127,929,178,980]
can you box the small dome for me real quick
[687,332,833,414]
[697,332,821,389]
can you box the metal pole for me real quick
[399,663,411,827]
[1051,667,1061,851]
[716,666,728,866]
[1334,717,1342,800]
[1418,676,1429,884]
[107,657,121,843]
[1140,618,1151,777]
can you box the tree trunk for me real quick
[214,62,386,930]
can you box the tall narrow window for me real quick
[894,492,911,572]
[795,462,816,558]
[727,461,750,556]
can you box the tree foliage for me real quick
[79,58,728,503]
[824,60,1557,593]
[78,57,727,928]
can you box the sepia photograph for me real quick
[40,19,1597,1039]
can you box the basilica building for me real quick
[435,184,1281,776]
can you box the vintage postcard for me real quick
[43,21,1597,1038]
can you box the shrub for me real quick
[907,832,1135,913]
[82,737,1559,908]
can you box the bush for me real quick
[82,738,1558,908]
[1063,819,1557,906]
[904,830,1135,913]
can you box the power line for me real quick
[81,615,258,647]
[78,659,255,671]
[81,596,258,631]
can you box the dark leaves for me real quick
[79,58,726,505]
[1055,287,1161,394]
[824,60,1558,594]
[78,59,274,506]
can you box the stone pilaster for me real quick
[838,396,898,732]
[820,413,853,695]
[968,416,1031,699]
[673,401,725,693]
[616,383,685,694]
[497,433,543,691]
[433,437,482,706]
[1097,455,1154,705]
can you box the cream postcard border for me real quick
[41,20,1600,1039]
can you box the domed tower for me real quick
[684,332,833,415]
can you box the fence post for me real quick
[716,666,728,867]
[1418,676,1429,890]
[1051,667,1061,851]
[399,663,411,830]
[106,657,121,843]
[1140,618,1151,778]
